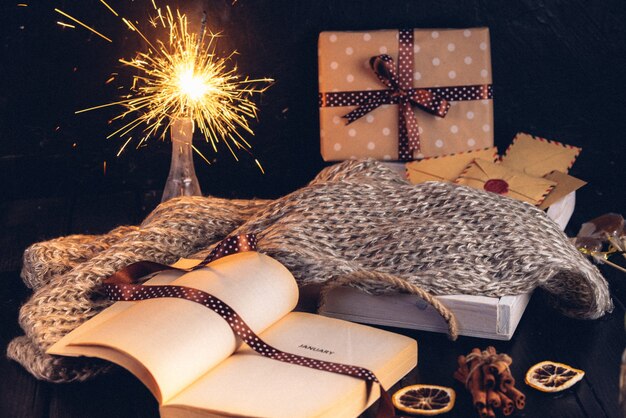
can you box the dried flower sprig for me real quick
[574,213,626,274]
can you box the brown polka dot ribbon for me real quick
[103,234,397,418]
[318,29,493,161]
[101,234,259,287]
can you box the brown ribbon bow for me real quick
[103,234,398,418]
[342,29,450,161]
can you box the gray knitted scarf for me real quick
[7,160,612,382]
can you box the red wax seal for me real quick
[484,179,509,194]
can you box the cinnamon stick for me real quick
[467,349,487,409]
[482,364,496,389]
[454,355,469,383]
[476,405,490,418]
[454,347,525,418]
[497,391,515,416]
[503,383,526,410]
[486,388,501,408]
[484,407,496,418]
[498,368,515,392]
[488,359,509,376]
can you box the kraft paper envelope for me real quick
[455,158,557,206]
[539,170,587,210]
[500,133,581,177]
[406,147,498,184]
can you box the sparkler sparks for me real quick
[54,8,112,42]
[56,21,76,29]
[99,0,119,16]
[58,1,272,164]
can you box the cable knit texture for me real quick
[8,160,612,382]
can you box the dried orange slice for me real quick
[392,384,455,415]
[525,361,585,392]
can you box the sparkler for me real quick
[56,1,272,166]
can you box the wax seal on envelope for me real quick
[483,179,509,194]
[455,159,557,206]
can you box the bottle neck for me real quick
[161,118,202,202]
[170,136,194,163]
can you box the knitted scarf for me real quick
[8,160,612,382]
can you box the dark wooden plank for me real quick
[557,234,626,418]
[48,370,158,418]
[533,263,626,418]
[576,379,611,418]
[4,278,619,418]
[575,266,626,418]
[0,272,49,418]
[0,359,50,418]
[4,251,621,418]
[304,283,591,417]
[68,191,141,235]
[602,263,626,313]
[0,197,71,272]
[370,290,622,418]
[0,272,30,340]
[506,291,618,418]
[3,224,624,418]
[138,190,162,221]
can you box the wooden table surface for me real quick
[1,192,624,418]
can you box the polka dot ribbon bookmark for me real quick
[101,234,259,287]
[103,234,398,418]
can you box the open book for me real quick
[48,252,417,418]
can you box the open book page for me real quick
[161,312,417,418]
[48,252,299,403]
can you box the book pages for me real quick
[162,312,417,418]
[49,252,298,403]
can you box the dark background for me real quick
[1,0,625,271]
[1,3,626,417]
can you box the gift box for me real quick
[319,28,494,161]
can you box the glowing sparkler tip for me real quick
[77,1,271,170]
[176,67,209,102]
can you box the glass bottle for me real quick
[161,118,202,202]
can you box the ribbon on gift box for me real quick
[319,28,493,161]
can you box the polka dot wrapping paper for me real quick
[319,28,494,161]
